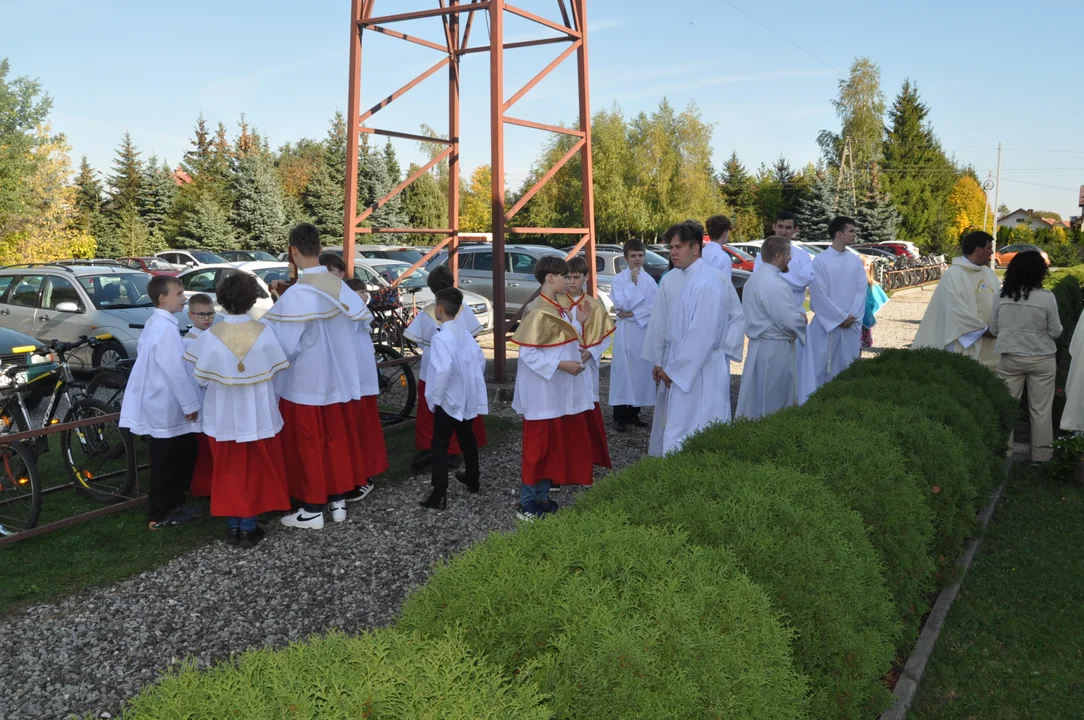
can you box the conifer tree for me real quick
[139,156,177,241]
[107,132,143,216]
[402,164,447,243]
[181,113,214,177]
[176,193,235,252]
[857,179,901,244]
[73,155,103,235]
[231,151,288,251]
[357,140,407,240]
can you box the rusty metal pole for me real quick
[573,0,597,295]
[342,0,367,278]
[448,0,461,285]
[490,0,508,381]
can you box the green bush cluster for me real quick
[119,629,551,720]
[124,349,1012,720]
[400,510,809,720]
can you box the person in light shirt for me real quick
[608,238,658,431]
[809,216,868,387]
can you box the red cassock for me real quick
[189,433,214,497]
[415,379,488,452]
[207,435,291,517]
[350,395,390,479]
[522,409,610,486]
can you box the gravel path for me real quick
[0,287,932,720]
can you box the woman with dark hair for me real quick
[990,250,1062,463]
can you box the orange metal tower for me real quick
[342,0,597,381]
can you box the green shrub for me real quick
[120,629,551,720]
[798,396,981,583]
[400,510,809,720]
[574,456,898,720]
[682,407,935,644]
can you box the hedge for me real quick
[119,629,551,720]
[683,407,936,644]
[574,456,898,720]
[400,510,809,720]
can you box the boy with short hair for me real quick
[319,252,348,278]
[560,255,613,473]
[404,264,487,471]
[184,273,291,548]
[510,256,595,520]
[183,293,216,498]
[419,287,488,510]
[119,276,203,530]
[608,238,658,431]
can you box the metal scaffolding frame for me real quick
[343,0,597,381]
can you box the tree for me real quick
[300,114,349,241]
[460,165,492,232]
[881,80,954,251]
[139,156,176,240]
[73,155,103,235]
[357,139,408,240]
[106,131,143,216]
[175,192,236,252]
[857,180,901,244]
[797,171,840,242]
[719,151,760,241]
[401,163,447,243]
[0,58,56,239]
[181,113,214,177]
[947,172,993,240]
[231,151,288,251]
[818,57,886,174]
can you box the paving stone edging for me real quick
[879,459,1010,720]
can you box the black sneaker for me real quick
[148,512,192,530]
[409,450,432,470]
[537,499,559,515]
[455,469,480,493]
[615,421,628,433]
[631,417,648,428]
[515,502,541,522]
[239,526,266,549]
[344,484,374,503]
[172,504,205,519]
[225,528,241,546]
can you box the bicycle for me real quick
[85,323,190,410]
[2,335,135,507]
[0,367,41,533]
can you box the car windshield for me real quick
[643,250,668,267]
[145,258,174,270]
[78,273,154,309]
[250,251,277,262]
[252,266,291,285]
[379,264,428,288]
[385,248,424,264]
[191,251,226,264]
[728,246,755,261]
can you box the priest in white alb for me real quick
[912,230,1000,368]
[810,216,868,387]
[608,238,658,431]
[752,210,817,403]
[737,236,810,419]
[643,220,745,456]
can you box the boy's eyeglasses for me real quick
[189,311,215,319]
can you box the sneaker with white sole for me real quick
[280,508,325,530]
[329,499,347,523]
[344,484,374,503]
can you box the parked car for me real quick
[995,243,1050,268]
[729,239,819,260]
[645,242,753,292]
[219,250,280,263]
[156,249,228,268]
[0,264,185,367]
[53,258,123,268]
[325,244,428,265]
[0,326,60,397]
[877,241,922,259]
[558,244,669,283]
[361,259,494,333]
[425,244,615,318]
[176,262,277,320]
[856,242,911,258]
[720,243,756,272]
[118,256,182,276]
[799,241,865,258]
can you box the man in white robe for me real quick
[810,216,868,387]
[737,236,810,419]
[701,214,734,287]
[912,230,1000,368]
[1061,321,1084,432]
[608,239,658,431]
[642,220,745,456]
[752,211,817,403]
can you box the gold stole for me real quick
[510,295,579,347]
[210,321,266,372]
[560,292,616,348]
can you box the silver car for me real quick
[0,264,186,367]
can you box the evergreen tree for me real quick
[797,170,856,241]
[378,139,407,235]
[139,156,176,240]
[107,132,143,216]
[881,80,954,251]
[857,180,901,244]
[357,140,407,240]
[176,192,235,252]
[720,151,756,212]
[181,113,214,177]
[402,163,447,243]
[301,161,344,239]
[231,151,288,251]
[73,155,103,235]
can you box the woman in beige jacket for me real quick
[990,251,1063,462]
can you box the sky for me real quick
[5,0,1084,219]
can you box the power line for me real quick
[719,0,842,75]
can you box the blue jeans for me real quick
[520,480,551,507]
[226,516,257,531]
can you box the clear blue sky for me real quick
[6,0,1084,218]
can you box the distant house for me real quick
[171,168,193,186]
[997,208,1070,232]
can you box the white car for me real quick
[359,258,495,334]
[156,249,228,269]
[799,241,863,257]
[176,262,281,320]
[730,239,820,259]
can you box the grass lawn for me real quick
[911,464,1084,719]
[0,415,519,615]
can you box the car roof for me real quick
[326,244,415,252]
[0,263,146,277]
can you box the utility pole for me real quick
[991,142,1002,266]
[982,171,994,233]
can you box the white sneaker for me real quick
[280,508,325,530]
[329,499,347,523]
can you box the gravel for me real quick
[0,288,931,720]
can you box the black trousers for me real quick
[612,404,641,423]
[432,406,479,490]
[147,433,199,521]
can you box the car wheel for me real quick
[92,340,128,368]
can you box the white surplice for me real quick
[641,259,744,456]
[261,266,369,406]
[1061,321,1084,432]
[182,327,207,404]
[912,256,1001,368]
[512,300,595,421]
[119,308,202,438]
[426,314,489,422]
[700,240,734,287]
[736,264,809,420]
[404,303,483,386]
[183,315,289,442]
[754,244,816,403]
[608,268,658,408]
[810,247,868,387]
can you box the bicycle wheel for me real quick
[373,344,417,424]
[62,397,136,503]
[0,441,41,535]
[85,368,128,410]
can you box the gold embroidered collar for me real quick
[210,321,266,372]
